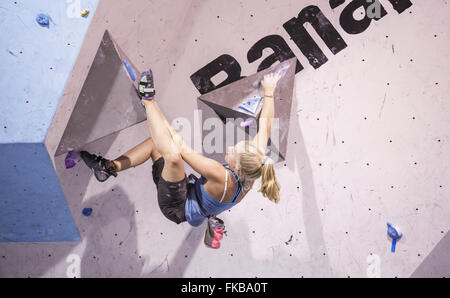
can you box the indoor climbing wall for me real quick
[0,0,99,242]
[1,0,449,278]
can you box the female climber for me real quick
[80,69,281,239]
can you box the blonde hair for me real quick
[238,141,280,203]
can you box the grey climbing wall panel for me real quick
[198,58,296,162]
[55,30,145,156]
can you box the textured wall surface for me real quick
[0,0,99,143]
[0,143,80,242]
[0,0,99,242]
[0,0,449,277]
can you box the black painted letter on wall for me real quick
[190,54,244,95]
[283,5,347,69]
[247,35,304,74]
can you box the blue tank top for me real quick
[184,163,245,227]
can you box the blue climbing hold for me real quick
[36,13,50,27]
[124,60,136,81]
[82,208,93,217]
[238,96,262,115]
[387,222,403,253]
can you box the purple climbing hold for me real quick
[275,62,290,78]
[65,150,81,169]
[240,118,256,128]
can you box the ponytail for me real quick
[258,158,280,203]
[238,141,281,203]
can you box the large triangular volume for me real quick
[198,58,296,162]
[55,30,146,156]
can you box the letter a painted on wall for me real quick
[198,58,297,162]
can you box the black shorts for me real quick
[151,157,187,224]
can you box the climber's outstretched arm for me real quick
[252,73,280,154]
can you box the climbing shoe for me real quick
[138,69,155,102]
[80,151,118,182]
[204,216,225,249]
